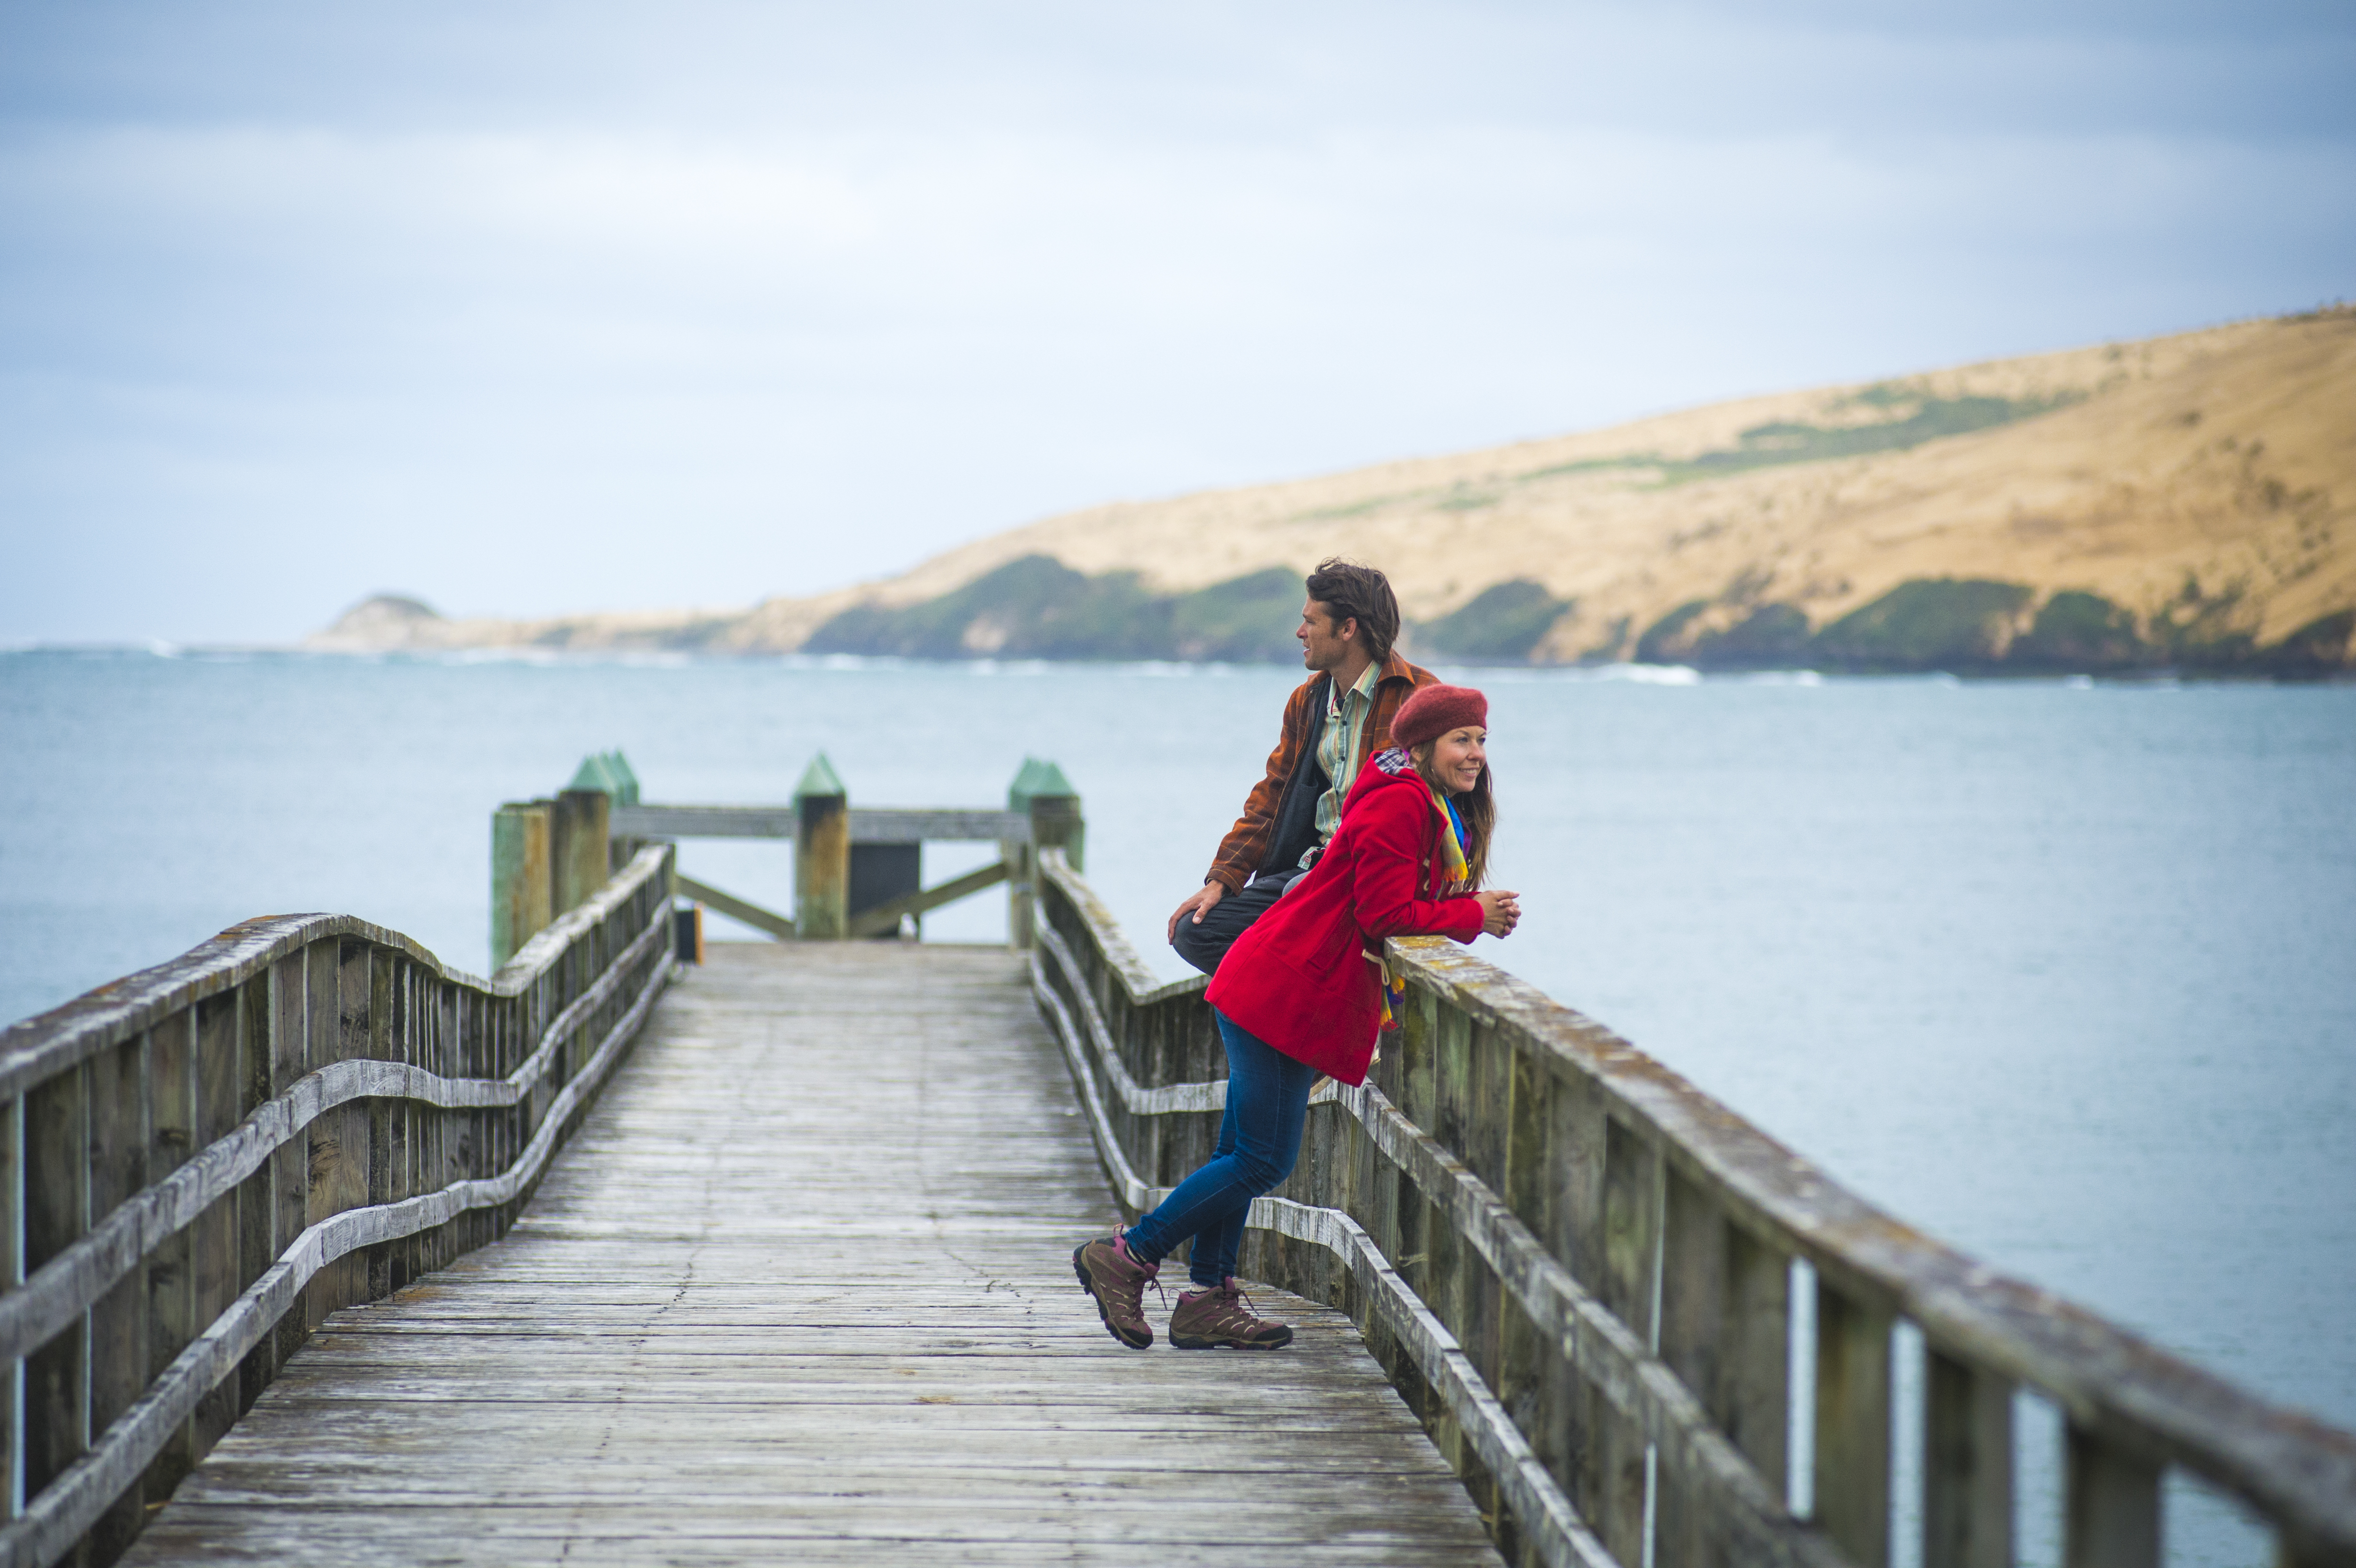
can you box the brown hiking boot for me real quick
[1072,1231,1159,1350]
[1168,1277,1293,1350]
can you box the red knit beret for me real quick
[1389,683,1487,750]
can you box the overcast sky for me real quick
[3,0,2350,643]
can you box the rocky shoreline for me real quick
[310,564,2355,678]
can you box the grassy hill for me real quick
[313,308,2356,675]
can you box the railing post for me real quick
[1596,1115,1662,1566]
[491,801,553,969]
[257,951,309,1394]
[551,788,611,915]
[1925,1349,2012,1568]
[567,750,638,876]
[142,1009,197,1509]
[794,753,850,940]
[1002,831,1034,951]
[1013,757,1083,869]
[1003,762,1036,951]
[566,748,639,806]
[1011,758,1082,950]
[2065,1426,2161,1568]
[0,1093,17,1524]
[87,1029,149,1558]
[23,1060,90,1511]
[1814,1275,1895,1568]
[1659,1167,1790,1567]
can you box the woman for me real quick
[1073,684,1519,1350]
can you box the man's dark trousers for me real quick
[1170,866,1306,976]
[1173,669,1332,977]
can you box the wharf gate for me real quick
[0,757,2350,1567]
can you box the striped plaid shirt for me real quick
[1204,649,1438,893]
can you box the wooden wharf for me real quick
[3,751,2353,1568]
[119,942,1497,1565]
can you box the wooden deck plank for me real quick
[127,943,1498,1566]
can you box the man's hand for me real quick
[1475,890,1521,938]
[1167,881,1226,943]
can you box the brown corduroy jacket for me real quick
[1204,649,1439,893]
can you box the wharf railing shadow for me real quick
[0,846,676,1568]
[1028,849,2356,1568]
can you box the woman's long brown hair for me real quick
[1410,740,1494,888]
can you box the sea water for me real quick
[3,647,2350,1566]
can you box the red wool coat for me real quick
[1205,753,1485,1086]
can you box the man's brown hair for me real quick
[1304,558,1400,663]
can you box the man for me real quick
[1167,558,1438,975]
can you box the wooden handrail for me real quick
[1028,849,2356,1568]
[603,772,1069,945]
[0,845,678,1568]
[611,804,1031,843]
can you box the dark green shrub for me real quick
[807,557,1308,661]
[1416,580,1571,663]
[1171,568,1302,661]
[2254,609,2356,678]
[807,555,1169,659]
[2150,578,2258,674]
[1692,603,1814,668]
[1653,394,2075,485]
[2009,591,2160,672]
[1634,601,1817,669]
[1633,600,1711,664]
[1810,579,2033,672]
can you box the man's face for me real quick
[1297,599,1358,671]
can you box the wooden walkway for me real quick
[123,943,1498,1566]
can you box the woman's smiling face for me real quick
[1423,726,1486,792]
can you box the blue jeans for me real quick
[1123,1011,1318,1289]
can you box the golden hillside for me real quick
[314,308,2356,673]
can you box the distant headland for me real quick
[310,308,2356,676]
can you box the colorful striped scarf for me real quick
[1369,749,1474,1035]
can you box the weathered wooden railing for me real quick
[0,842,677,1568]
[602,752,1083,947]
[1029,850,2356,1568]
